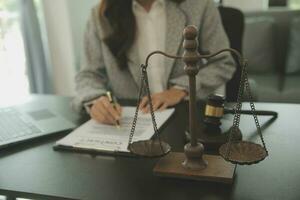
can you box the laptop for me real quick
[0,101,76,149]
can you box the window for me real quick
[289,0,300,9]
[0,0,29,100]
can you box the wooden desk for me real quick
[0,95,299,200]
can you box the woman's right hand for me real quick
[90,96,122,125]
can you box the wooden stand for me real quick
[153,26,236,183]
[198,128,242,149]
[154,152,236,184]
[186,129,230,150]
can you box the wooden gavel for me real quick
[204,94,278,126]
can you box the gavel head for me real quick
[204,94,225,126]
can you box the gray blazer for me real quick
[73,0,235,113]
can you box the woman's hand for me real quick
[139,87,187,113]
[90,96,122,125]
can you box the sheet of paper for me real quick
[56,107,174,153]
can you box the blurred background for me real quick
[0,0,98,103]
[0,0,299,105]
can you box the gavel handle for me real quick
[224,109,278,118]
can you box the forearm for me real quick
[169,53,235,100]
[72,70,108,113]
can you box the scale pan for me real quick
[219,141,268,165]
[128,140,171,157]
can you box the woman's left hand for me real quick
[139,87,188,113]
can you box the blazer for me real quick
[72,0,236,113]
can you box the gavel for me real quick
[204,94,278,126]
[194,94,278,148]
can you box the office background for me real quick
[0,0,299,101]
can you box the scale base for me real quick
[185,130,228,150]
[186,127,242,150]
[153,152,236,184]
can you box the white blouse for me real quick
[131,0,167,93]
[130,0,225,95]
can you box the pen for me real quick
[106,91,121,128]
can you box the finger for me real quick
[94,101,116,124]
[90,111,98,122]
[102,100,121,121]
[142,104,150,114]
[116,104,123,117]
[90,108,97,121]
[91,105,108,124]
[94,96,108,105]
[158,103,169,111]
[143,98,159,113]
[91,111,105,124]
[152,100,164,112]
[90,107,107,124]
[142,94,157,113]
[142,99,152,113]
[92,98,115,124]
[98,103,116,124]
[139,96,148,110]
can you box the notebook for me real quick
[54,107,174,154]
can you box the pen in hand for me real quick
[106,91,121,128]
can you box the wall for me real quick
[66,0,99,71]
[42,0,76,96]
[289,0,300,9]
[223,0,269,11]
[42,0,98,96]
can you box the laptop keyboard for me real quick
[0,108,42,143]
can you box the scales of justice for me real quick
[127,25,268,183]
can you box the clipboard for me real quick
[53,107,175,156]
[53,143,135,157]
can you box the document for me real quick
[55,107,174,153]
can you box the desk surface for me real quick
[0,95,299,200]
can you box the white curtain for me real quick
[20,0,53,94]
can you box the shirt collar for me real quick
[132,0,165,13]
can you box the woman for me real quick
[73,0,235,125]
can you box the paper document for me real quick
[55,107,174,153]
